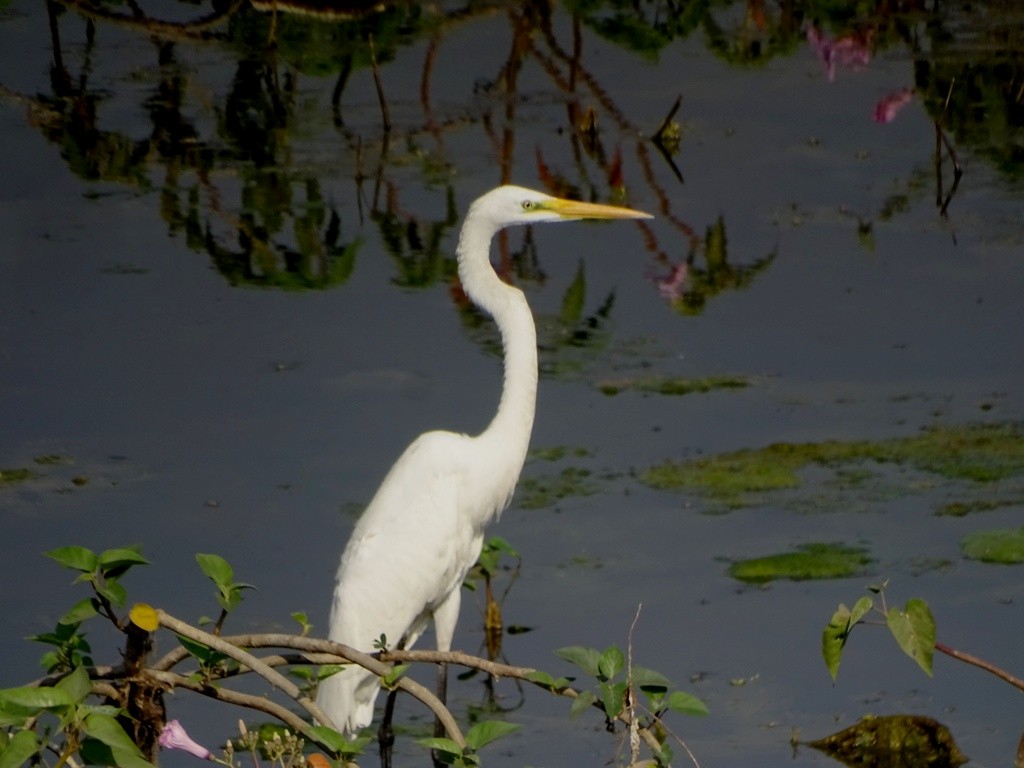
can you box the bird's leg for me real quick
[378,634,410,768]
[430,661,448,768]
[430,593,460,768]
[377,688,398,768]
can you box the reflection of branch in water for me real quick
[934,79,962,224]
[372,181,459,289]
[650,95,685,184]
[527,14,701,273]
[54,0,245,40]
[650,217,777,316]
[367,34,391,132]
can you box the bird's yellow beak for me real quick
[545,197,653,221]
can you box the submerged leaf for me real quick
[809,714,967,768]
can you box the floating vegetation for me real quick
[961,527,1024,564]
[528,445,591,463]
[597,375,749,397]
[518,467,600,509]
[936,498,1022,517]
[641,422,1024,508]
[0,468,35,486]
[34,454,72,466]
[809,714,968,768]
[728,542,872,583]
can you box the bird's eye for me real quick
[520,200,535,211]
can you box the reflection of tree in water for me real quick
[6,0,1022,296]
[649,217,777,316]
[915,6,1024,182]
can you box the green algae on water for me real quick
[598,375,749,397]
[528,445,591,463]
[518,467,599,509]
[961,526,1024,564]
[642,422,1024,506]
[728,542,872,583]
[0,468,35,486]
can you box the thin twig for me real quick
[935,642,1024,693]
[627,604,643,767]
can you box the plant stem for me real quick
[935,641,1024,693]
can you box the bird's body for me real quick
[317,185,650,735]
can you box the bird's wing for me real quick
[328,430,483,651]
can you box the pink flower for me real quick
[159,720,212,760]
[874,88,915,123]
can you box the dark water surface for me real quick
[2,2,1023,767]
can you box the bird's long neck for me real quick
[456,217,538,471]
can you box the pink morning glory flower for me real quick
[158,720,212,760]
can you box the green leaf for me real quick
[597,645,625,681]
[886,599,936,677]
[289,666,314,682]
[59,598,98,626]
[84,713,146,752]
[55,666,92,704]
[196,553,234,588]
[0,686,75,713]
[79,737,154,768]
[630,665,671,692]
[484,537,519,558]
[175,635,227,666]
[823,604,852,682]
[523,670,570,691]
[46,546,98,573]
[381,664,410,689]
[598,680,627,718]
[96,581,127,608]
[568,689,597,717]
[850,596,874,623]
[0,729,39,768]
[464,721,520,751]
[316,664,345,681]
[416,737,462,758]
[97,547,148,578]
[291,611,312,635]
[666,690,709,716]
[554,646,601,677]
[306,725,364,755]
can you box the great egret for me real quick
[317,185,652,736]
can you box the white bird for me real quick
[317,185,652,736]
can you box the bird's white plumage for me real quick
[316,185,650,735]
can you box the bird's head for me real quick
[470,185,653,229]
